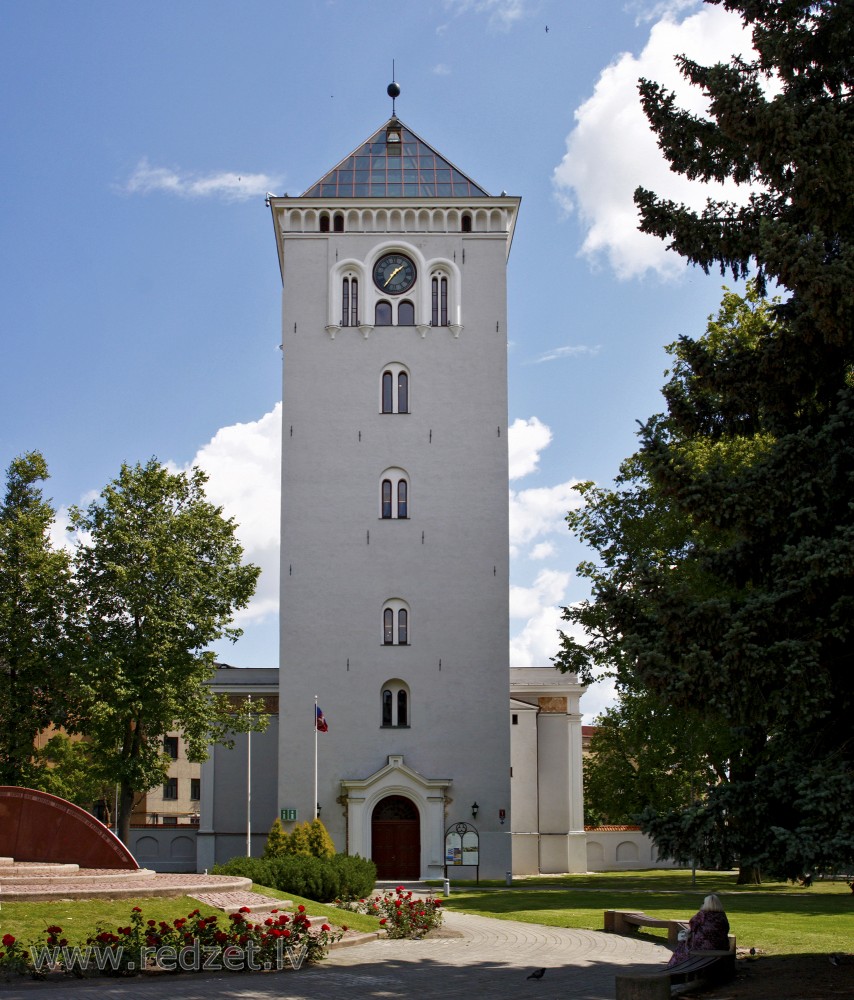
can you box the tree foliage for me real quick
[0,452,76,785]
[69,459,262,842]
[27,733,114,817]
[558,0,854,878]
[583,688,728,828]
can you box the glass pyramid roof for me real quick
[301,118,490,199]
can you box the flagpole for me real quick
[246,694,252,857]
[314,695,319,820]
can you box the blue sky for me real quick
[1,1,755,720]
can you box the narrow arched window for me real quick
[398,300,414,326]
[383,608,394,645]
[398,372,408,413]
[397,690,408,726]
[397,479,407,519]
[333,213,344,232]
[319,214,330,233]
[382,371,394,413]
[349,278,358,326]
[461,213,472,233]
[382,479,393,519]
[398,609,408,645]
[382,689,393,727]
[376,301,392,326]
[431,276,448,326]
[342,277,358,326]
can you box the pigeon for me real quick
[527,968,546,980]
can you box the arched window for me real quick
[379,468,409,519]
[382,600,410,645]
[376,301,392,326]
[319,214,330,233]
[380,366,410,414]
[342,277,358,326]
[381,681,410,728]
[397,300,415,325]
[333,213,344,232]
[461,213,472,233]
[431,276,448,326]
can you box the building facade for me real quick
[268,114,520,879]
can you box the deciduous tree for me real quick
[0,452,76,785]
[70,459,263,842]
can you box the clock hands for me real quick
[384,265,404,287]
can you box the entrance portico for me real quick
[340,755,450,881]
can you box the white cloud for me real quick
[433,63,452,75]
[530,344,600,364]
[510,479,582,552]
[530,541,555,560]
[441,0,532,31]
[510,603,567,668]
[553,5,755,279]
[510,568,570,619]
[124,158,283,203]
[180,404,282,626]
[508,415,551,480]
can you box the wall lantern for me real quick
[471,802,479,819]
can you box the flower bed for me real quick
[0,904,342,980]
[338,885,442,939]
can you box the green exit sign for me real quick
[281,808,297,822]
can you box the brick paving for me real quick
[0,892,668,999]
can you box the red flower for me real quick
[297,904,306,913]
[46,925,63,934]
[282,929,291,937]
[379,918,387,925]
[132,906,142,913]
[342,925,349,932]
[321,924,330,932]
[2,934,15,947]
[239,906,251,913]
[264,917,273,926]
[147,919,157,927]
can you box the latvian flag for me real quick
[315,705,329,733]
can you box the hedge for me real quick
[212,853,376,902]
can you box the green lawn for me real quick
[436,869,854,956]
[0,886,379,947]
[2,870,851,957]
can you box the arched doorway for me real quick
[371,795,420,879]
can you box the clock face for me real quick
[373,253,416,295]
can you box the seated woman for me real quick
[668,894,730,966]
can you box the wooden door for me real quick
[371,795,420,879]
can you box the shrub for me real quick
[212,853,375,903]
[264,818,289,859]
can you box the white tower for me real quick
[268,100,520,879]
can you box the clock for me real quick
[373,253,416,295]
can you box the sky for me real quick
[1,0,756,722]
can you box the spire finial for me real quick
[387,61,400,116]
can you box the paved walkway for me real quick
[0,906,669,999]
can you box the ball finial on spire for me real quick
[387,79,400,115]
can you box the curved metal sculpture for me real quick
[0,787,139,870]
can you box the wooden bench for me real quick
[604,909,685,945]
[606,909,736,998]
[614,948,735,999]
